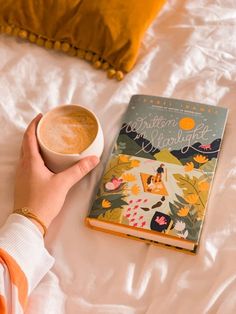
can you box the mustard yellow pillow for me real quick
[0,0,166,80]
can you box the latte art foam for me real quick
[39,107,98,154]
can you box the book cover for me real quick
[86,95,228,253]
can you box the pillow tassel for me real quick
[93,60,102,69]
[12,26,20,36]
[77,49,85,59]
[29,33,37,43]
[61,42,70,52]
[92,54,99,62]
[54,41,61,50]
[36,37,45,46]
[45,40,53,49]
[84,51,93,61]
[18,29,28,39]
[68,47,77,56]
[101,62,109,71]
[0,23,125,81]
[115,70,124,81]
[107,68,116,79]
[2,25,12,35]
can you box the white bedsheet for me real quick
[1,0,236,313]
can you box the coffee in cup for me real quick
[39,106,98,154]
[37,105,104,172]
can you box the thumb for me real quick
[58,156,100,189]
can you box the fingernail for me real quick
[88,156,100,167]
[35,113,43,120]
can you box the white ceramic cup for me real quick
[36,105,104,173]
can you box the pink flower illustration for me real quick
[111,177,123,188]
[141,221,146,227]
[139,216,144,220]
[105,177,123,191]
[155,216,167,226]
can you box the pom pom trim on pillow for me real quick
[0,23,125,81]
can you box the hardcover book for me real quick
[86,95,228,253]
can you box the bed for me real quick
[0,0,236,313]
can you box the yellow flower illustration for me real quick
[131,160,140,167]
[198,181,209,191]
[102,199,111,208]
[185,194,199,204]
[177,207,189,217]
[131,184,140,195]
[119,155,130,162]
[184,162,194,172]
[122,173,136,182]
[193,154,208,164]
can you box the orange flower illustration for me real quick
[131,184,140,195]
[198,181,209,191]
[193,154,208,164]
[131,160,140,167]
[178,207,189,217]
[119,155,130,162]
[184,162,194,172]
[185,194,199,204]
[122,173,136,182]
[102,199,111,208]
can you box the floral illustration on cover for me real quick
[90,149,215,242]
[90,97,227,243]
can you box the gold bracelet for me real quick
[13,207,47,237]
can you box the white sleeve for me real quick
[0,214,55,293]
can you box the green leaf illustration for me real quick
[192,176,199,182]
[98,208,123,223]
[89,208,109,218]
[118,142,127,148]
[169,207,202,242]
[121,215,130,225]
[173,174,206,215]
[173,201,185,209]
[173,174,199,193]
[169,190,204,242]
[90,193,128,219]
[169,202,179,215]
[103,155,133,182]
[200,158,217,178]
[175,194,188,205]
[198,174,210,183]
[110,199,128,208]
[93,194,119,206]
[189,207,197,216]
[188,228,197,238]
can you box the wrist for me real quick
[28,218,45,236]
[13,207,47,237]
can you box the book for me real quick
[86,95,228,253]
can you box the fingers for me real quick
[22,114,42,159]
[57,156,100,188]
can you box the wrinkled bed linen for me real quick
[0,0,236,313]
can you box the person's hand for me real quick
[13,114,100,234]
